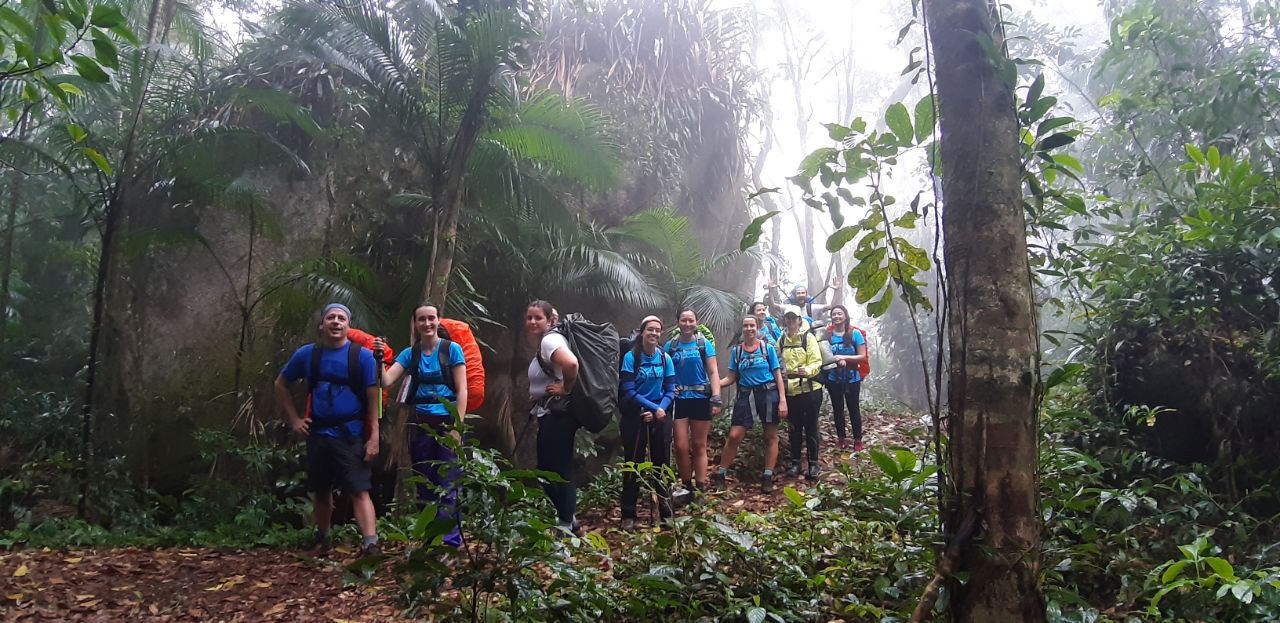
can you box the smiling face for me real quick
[640,321,663,347]
[830,306,847,328]
[678,310,697,335]
[752,302,768,321]
[793,287,808,302]
[414,305,440,342]
[526,305,551,335]
[321,308,350,344]
[741,316,759,340]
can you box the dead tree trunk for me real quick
[924,0,1045,620]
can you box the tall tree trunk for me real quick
[924,0,1045,621]
[423,85,491,305]
[776,2,825,293]
[0,113,29,356]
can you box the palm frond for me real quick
[619,207,706,283]
[680,283,746,336]
[544,245,668,309]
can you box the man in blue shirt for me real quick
[275,303,381,558]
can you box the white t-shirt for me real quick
[528,332,569,416]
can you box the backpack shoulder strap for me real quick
[695,334,707,361]
[437,338,455,392]
[345,342,368,410]
[307,342,323,396]
[405,341,424,404]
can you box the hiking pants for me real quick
[828,381,862,442]
[788,389,823,466]
[537,407,580,524]
[620,405,674,520]
[410,419,462,547]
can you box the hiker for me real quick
[750,301,783,345]
[375,302,467,548]
[527,300,582,534]
[780,305,824,480]
[824,305,869,452]
[769,279,840,321]
[275,303,381,557]
[618,315,677,529]
[665,309,722,504]
[712,315,788,493]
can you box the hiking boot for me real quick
[711,471,727,489]
[671,485,693,510]
[556,518,583,536]
[837,438,850,450]
[853,440,864,453]
[805,463,820,480]
[620,517,636,531]
[761,474,774,494]
[303,533,330,557]
[358,542,382,559]
[786,463,801,478]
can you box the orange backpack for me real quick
[851,326,871,378]
[438,318,485,412]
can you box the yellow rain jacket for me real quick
[779,329,823,396]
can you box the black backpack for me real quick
[779,330,824,388]
[306,341,370,414]
[540,313,619,434]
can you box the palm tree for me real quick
[264,0,620,305]
[614,207,772,336]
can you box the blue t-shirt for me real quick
[760,317,783,345]
[395,341,466,417]
[666,336,717,399]
[621,348,676,410]
[729,342,780,387]
[281,342,377,437]
[826,329,867,384]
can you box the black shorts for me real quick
[307,434,372,494]
[731,386,779,428]
[673,397,712,422]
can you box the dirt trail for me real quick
[1,410,925,621]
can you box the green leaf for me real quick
[0,8,36,42]
[1205,557,1236,581]
[867,449,899,479]
[826,227,858,253]
[797,147,839,177]
[824,123,852,142]
[82,147,111,174]
[899,242,931,270]
[885,102,913,145]
[1161,561,1188,584]
[89,5,125,27]
[893,212,919,229]
[867,291,892,317]
[747,187,779,201]
[90,31,118,68]
[913,95,935,144]
[746,607,766,623]
[57,82,84,96]
[66,123,87,142]
[1184,144,1206,166]
[1206,146,1220,173]
[1037,133,1075,152]
[1036,116,1074,137]
[1052,153,1083,173]
[856,268,888,303]
[783,487,804,507]
[70,55,109,82]
[1025,74,1045,109]
[739,211,780,252]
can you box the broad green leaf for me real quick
[1205,557,1236,581]
[913,95,935,144]
[826,227,858,253]
[893,212,919,229]
[797,147,838,177]
[899,242,931,271]
[0,8,36,42]
[1206,146,1220,172]
[1161,560,1188,584]
[783,487,804,507]
[70,55,109,82]
[1184,144,1205,166]
[90,31,118,68]
[867,291,892,317]
[739,210,779,252]
[57,82,84,96]
[885,102,913,145]
[1052,153,1083,173]
[824,123,851,142]
[1038,132,1075,152]
[746,607,766,623]
[1037,116,1074,137]
[82,147,111,174]
[856,267,888,303]
[867,449,899,479]
[89,5,125,27]
[66,123,86,142]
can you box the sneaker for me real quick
[357,542,382,558]
[620,517,636,531]
[761,474,774,494]
[671,485,693,510]
[557,518,584,536]
[838,438,850,450]
[711,471,727,489]
[805,463,820,480]
[853,440,864,453]
[786,463,801,478]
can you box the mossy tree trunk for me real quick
[924,0,1046,620]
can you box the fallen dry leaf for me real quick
[6,593,21,601]
[64,557,83,563]
[13,564,29,577]
[263,603,287,616]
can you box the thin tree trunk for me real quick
[0,114,29,356]
[924,0,1045,620]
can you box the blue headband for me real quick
[322,303,351,320]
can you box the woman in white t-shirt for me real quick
[526,300,581,534]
